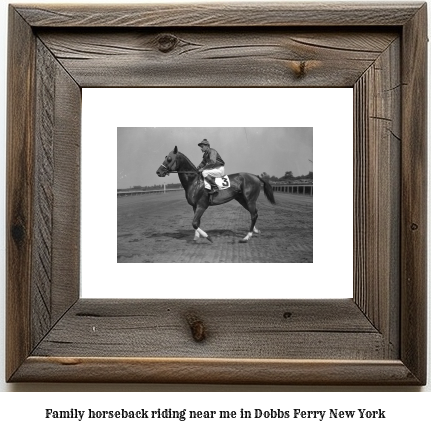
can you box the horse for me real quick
[156,146,276,243]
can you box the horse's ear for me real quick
[173,146,178,154]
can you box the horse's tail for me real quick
[258,176,276,205]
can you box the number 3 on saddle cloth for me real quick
[204,175,231,191]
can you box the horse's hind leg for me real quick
[192,206,200,241]
[235,196,258,243]
[242,203,258,242]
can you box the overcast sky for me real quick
[117,127,312,189]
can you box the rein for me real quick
[158,164,198,175]
[170,170,198,174]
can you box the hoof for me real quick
[206,235,213,243]
[239,239,248,244]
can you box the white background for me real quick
[82,88,352,299]
[0,0,429,421]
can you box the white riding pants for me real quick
[202,166,225,178]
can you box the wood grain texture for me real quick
[32,299,383,359]
[50,53,81,324]
[31,39,81,350]
[12,357,420,385]
[400,3,428,384]
[15,2,423,27]
[32,40,56,347]
[7,7,81,381]
[6,7,36,381]
[353,38,401,358]
[37,29,398,88]
[6,2,427,385]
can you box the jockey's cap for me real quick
[198,139,210,147]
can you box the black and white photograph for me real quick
[117,127,313,263]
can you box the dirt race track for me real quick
[118,191,312,263]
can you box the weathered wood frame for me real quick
[6,3,427,385]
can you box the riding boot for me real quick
[205,175,219,195]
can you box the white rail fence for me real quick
[118,187,184,197]
[118,184,313,197]
[271,183,313,196]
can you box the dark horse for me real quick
[156,146,276,243]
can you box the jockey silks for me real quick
[197,148,225,170]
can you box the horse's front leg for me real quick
[192,204,212,243]
[192,206,200,241]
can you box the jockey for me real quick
[197,139,225,195]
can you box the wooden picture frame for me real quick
[6,2,427,385]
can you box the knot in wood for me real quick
[11,222,25,246]
[186,314,206,342]
[293,61,307,79]
[157,34,178,53]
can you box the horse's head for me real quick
[156,146,179,177]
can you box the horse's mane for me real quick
[178,151,198,171]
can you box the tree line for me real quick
[260,171,313,183]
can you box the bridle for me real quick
[159,153,199,176]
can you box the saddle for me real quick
[203,175,231,191]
